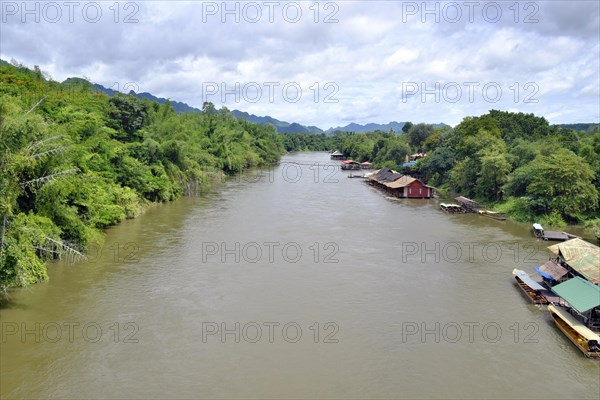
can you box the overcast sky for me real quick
[1,1,599,129]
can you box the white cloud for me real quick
[1,0,598,128]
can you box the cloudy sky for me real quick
[1,1,598,129]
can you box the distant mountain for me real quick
[554,123,599,132]
[60,77,452,135]
[231,110,323,134]
[325,121,449,134]
[74,80,322,134]
[82,82,202,113]
[325,121,405,134]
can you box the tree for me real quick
[107,95,149,141]
[448,157,479,197]
[416,146,456,184]
[526,149,598,219]
[476,151,511,201]
[402,121,413,134]
[407,123,433,151]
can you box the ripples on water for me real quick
[1,152,598,399]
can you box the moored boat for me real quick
[512,269,550,304]
[548,304,600,358]
[532,223,580,241]
[478,210,507,220]
[440,203,464,213]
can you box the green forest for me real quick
[0,63,284,291]
[282,115,600,236]
[1,62,599,291]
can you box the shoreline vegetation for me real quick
[281,118,600,239]
[1,61,599,291]
[0,63,285,292]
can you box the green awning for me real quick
[551,277,600,313]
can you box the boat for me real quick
[548,304,600,358]
[454,196,482,213]
[532,223,580,241]
[347,173,365,178]
[512,269,551,304]
[533,223,545,238]
[440,203,464,213]
[478,210,506,221]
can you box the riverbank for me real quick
[0,63,286,291]
[2,151,598,399]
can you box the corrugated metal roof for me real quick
[385,176,417,189]
[370,167,403,183]
[551,277,600,313]
[535,260,569,280]
[547,238,599,285]
[568,254,600,285]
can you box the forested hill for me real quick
[0,63,285,291]
[282,112,600,236]
[324,121,449,134]
[71,77,324,134]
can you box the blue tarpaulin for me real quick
[535,267,555,280]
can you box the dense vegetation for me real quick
[0,63,284,291]
[2,61,599,291]
[283,114,600,235]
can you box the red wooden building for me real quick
[367,168,434,198]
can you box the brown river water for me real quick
[1,152,598,399]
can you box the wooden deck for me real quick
[529,274,562,303]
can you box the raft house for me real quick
[366,167,434,199]
[330,151,345,160]
[340,160,361,170]
[511,238,600,357]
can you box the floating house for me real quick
[546,238,600,285]
[340,160,361,170]
[512,237,600,357]
[330,151,345,160]
[360,161,373,169]
[534,260,570,286]
[367,167,433,198]
[547,239,600,357]
[548,277,600,357]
